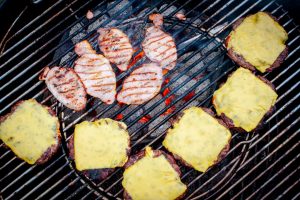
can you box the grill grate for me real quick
[0,0,299,199]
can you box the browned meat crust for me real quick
[225,12,288,73]
[123,148,185,200]
[212,70,277,132]
[166,107,231,170]
[68,132,130,182]
[0,100,61,165]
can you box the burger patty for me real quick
[163,107,231,172]
[0,99,61,165]
[226,12,288,73]
[123,147,186,200]
[67,119,130,182]
[217,74,276,132]
[68,135,116,181]
[212,68,278,132]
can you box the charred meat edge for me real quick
[212,70,277,133]
[123,148,186,200]
[225,12,288,73]
[0,100,61,165]
[166,107,231,171]
[68,123,130,182]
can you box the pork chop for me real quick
[40,66,87,111]
[74,40,116,104]
[98,28,133,71]
[117,63,163,105]
[142,14,177,70]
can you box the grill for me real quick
[0,0,299,199]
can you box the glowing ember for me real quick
[115,114,123,120]
[163,69,169,75]
[127,51,145,69]
[139,115,151,123]
[162,78,176,115]
[183,91,195,102]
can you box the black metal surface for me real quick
[0,0,299,199]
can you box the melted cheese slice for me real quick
[74,118,129,171]
[163,107,231,172]
[122,147,187,200]
[213,68,278,132]
[0,99,59,164]
[227,12,288,72]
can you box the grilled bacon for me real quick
[142,26,177,70]
[40,66,87,111]
[74,53,116,104]
[117,63,163,105]
[97,28,133,71]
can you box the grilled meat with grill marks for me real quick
[74,40,96,56]
[117,63,163,105]
[98,28,133,71]
[40,66,87,111]
[142,14,177,70]
[0,99,61,165]
[74,40,116,104]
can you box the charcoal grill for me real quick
[0,0,299,199]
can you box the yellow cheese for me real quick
[163,107,231,172]
[0,99,59,164]
[213,68,278,132]
[122,147,187,200]
[74,118,129,171]
[227,12,288,72]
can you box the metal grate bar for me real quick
[35,171,76,200]
[0,0,66,57]
[216,106,300,199]
[9,162,70,200]
[10,155,66,199]
[231,131,300,199]
[277,179,300,200]
[252,154,300,200]
[49,177,81,200]
[0,0,87,73]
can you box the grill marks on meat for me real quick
[142,26,177,70]
[75,54,116,104]
[142,14,177,70]
[42,67,87,111]
[98,28,133,71]
[117,63,163,104]
[75,40,96,56]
